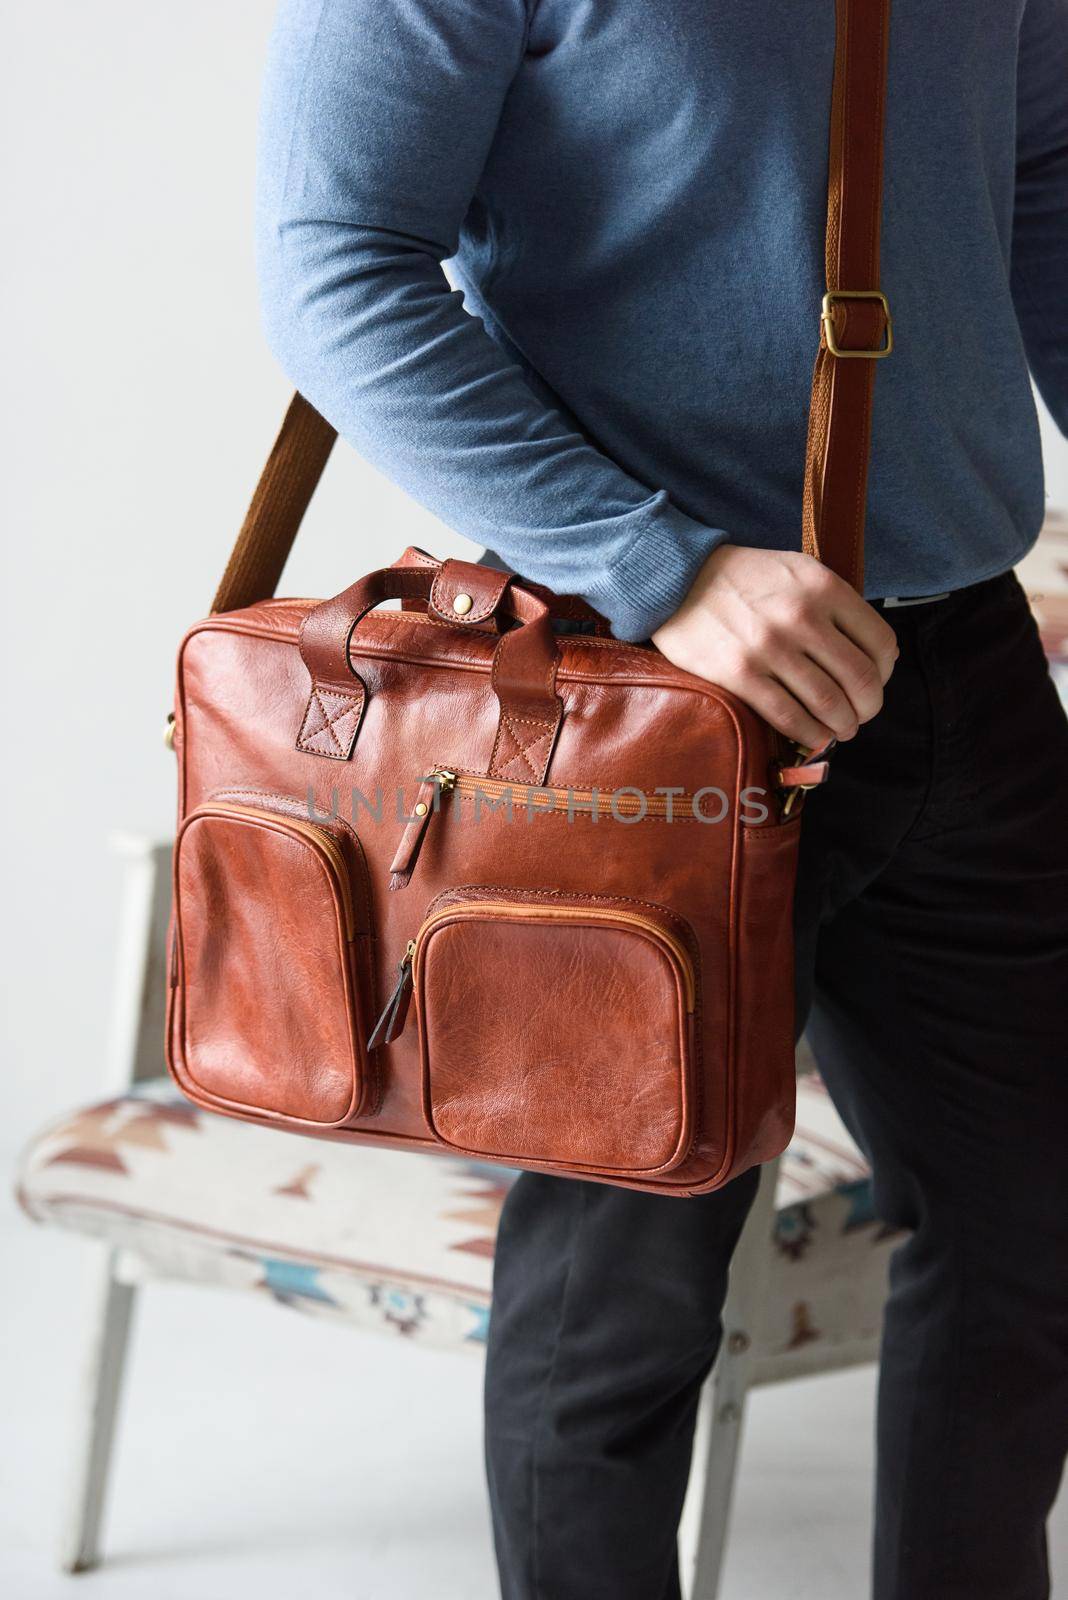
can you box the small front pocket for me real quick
[172,801,373,1125]
[413,888,698,1176]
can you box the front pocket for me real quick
[413,888,698,1176]
[172,801,373,1124]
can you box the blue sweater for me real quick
[257,0,1068,641]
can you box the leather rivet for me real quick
[452,592,473,616]
[414,801,428,816]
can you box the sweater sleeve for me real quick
[1013,0,1068,435]
[255,0,722,641]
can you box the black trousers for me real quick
[484,572,1068,1600]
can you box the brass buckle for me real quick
[780,775,821,820]
[821,290,893,359]
[776,739,837,819]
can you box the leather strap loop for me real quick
[429,559,512,624]
[297,565,563,779]
[397,548,612,633]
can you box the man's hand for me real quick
[652,545,899,749]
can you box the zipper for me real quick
[416,900,696,1012]
[367,940,416,1049]
[367,895,696,1049]
[197,802,356,939]
[388,768,458,890]
[445,770,691,819]
[388,763,708,892]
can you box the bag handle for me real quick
[296,558,563,783]
[388,542,613,634]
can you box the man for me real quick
[256,2,1068,1595]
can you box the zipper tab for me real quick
[388,768,458,891]
[367,940,417,1049]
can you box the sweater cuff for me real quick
[583,497,727,642]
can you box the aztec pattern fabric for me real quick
[17,1075,888,1361]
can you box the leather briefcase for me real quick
[165,0,891,1195]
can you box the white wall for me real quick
[0,2,467,1153]
[2,1,1066,1150]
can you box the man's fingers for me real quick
[649,546,899,744]
[740,675,836,751]
[830,591,899,684]
[776,655,860,741]
[803,627,886,724]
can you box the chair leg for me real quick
[681,1159,780,1600]
[53,837,167,1572]
[59,1247,138,1573]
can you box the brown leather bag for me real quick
[165,0,892,1195]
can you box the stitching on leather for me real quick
[491,716,537,784]
[212,785,307,811]
[385,607,493,639]
[300,689,351,755]
[488,712,510,778]
[430,564,508,624]
[198,613,750,708]
[297,686,362,756]
[211,606,645,661]
[370,610,618,649]
[425,882,699,945]
[491,710,556,784]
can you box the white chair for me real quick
[17,835,895,1597]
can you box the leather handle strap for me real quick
[296,559,563,782]
[801,0,893,592]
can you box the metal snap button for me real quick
[452,593,473,616]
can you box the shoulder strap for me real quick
[801,0,893,592]
[210,391,337,614]
[211,0,891,617]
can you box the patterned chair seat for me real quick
[18,1074,875,1358]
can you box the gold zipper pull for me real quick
[367,939,417,1049]
[388,768,457,891]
